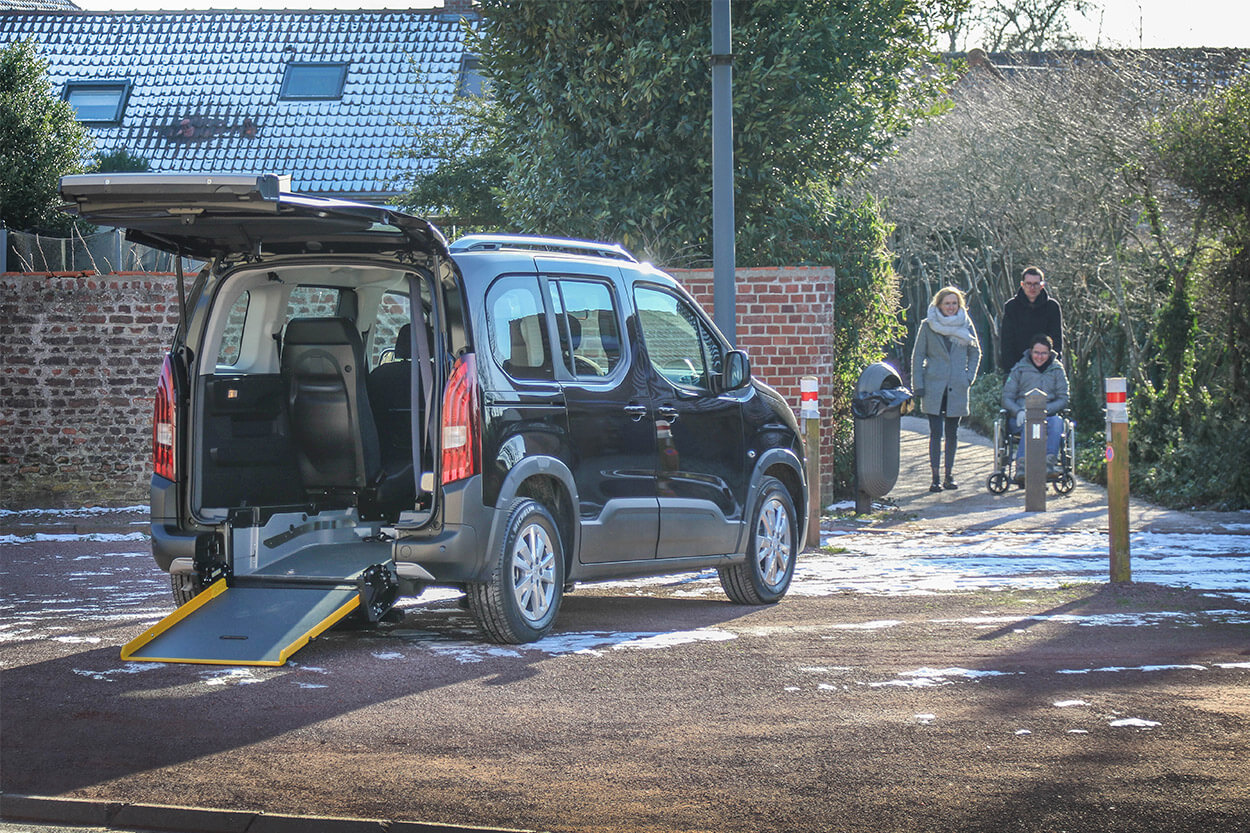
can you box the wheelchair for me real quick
[986,409,1076,495]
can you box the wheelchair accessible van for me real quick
[986,409,1077,495]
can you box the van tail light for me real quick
[441,353,480,485]
[153,354,177,482]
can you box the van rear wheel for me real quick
[468,498,565,644]
[719,476,797,605]
[170,573,204,606]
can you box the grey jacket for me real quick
[911,320,981,417]
[1002,353,1069,415]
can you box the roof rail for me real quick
[448,233,637,263]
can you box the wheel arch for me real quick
[750,448,807,548]
[483,456,580,576]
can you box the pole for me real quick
[1023,388,1047,512]
[711,0,736,345]
[800,376,820,548]
[1106,378,1131,582]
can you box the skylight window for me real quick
[457,55,484,98]
[64,80,131,124]
[279,63,350,101]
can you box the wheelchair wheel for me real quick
[987,472,1010,495]
[1054,473,1076,495]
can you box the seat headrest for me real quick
[394,323,412,360]
[284,317,358,347]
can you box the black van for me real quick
[61,173,806,654]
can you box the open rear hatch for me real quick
[59,172,449,261]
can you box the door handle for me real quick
[624,404,648,422]
[657,406,679,423]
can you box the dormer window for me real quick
[279,62,349,101]
[64,79,131,124]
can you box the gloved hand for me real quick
[1016,410,1026,427]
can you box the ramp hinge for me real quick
[194,531,231,587]
[358,564,399,623]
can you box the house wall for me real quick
[0,272,178,507]
[0,267,837,508]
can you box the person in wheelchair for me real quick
[1002,334,1069,479]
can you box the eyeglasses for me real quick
[1031,349,1051,357]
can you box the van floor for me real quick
[247,540,390,579]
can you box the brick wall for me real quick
[672,267,837,502]
[0,266,837,508]
[1,272,179,507]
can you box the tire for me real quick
[987,472,1009,495]
[170,573,205,606]
[719,476,797,605]
[1054,473,1076,495]
[468,498,565,644]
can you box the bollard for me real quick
[1106,378,1131,582]
[800,376,820,548]
[1023,388,1048,512]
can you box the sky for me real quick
[65,0,1250,50]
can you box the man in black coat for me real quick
[999,266,1064,372]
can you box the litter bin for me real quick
[852,362,912,513]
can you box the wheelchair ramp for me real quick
[121,578,364,667]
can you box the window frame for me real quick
[63,79,131,125]
[279,62,350,101]
[456,54,484,98]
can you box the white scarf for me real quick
[926,304,974,346]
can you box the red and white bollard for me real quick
[1105,378,1130,582]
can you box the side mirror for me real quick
[724,349,751,391]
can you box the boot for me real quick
[943,472,958,490]
[930,467,943,493]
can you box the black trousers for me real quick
[927,413,960,475]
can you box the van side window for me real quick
[371,291,411,367]
[634,285,722,392]
[487,276,553,380]
[548,279,622,378]
[216,291,249,366]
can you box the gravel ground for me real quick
[2,419,1247,833]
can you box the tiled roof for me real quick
[1,9,472,202]
[0,0,78,10]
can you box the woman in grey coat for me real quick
[911,286,981,492]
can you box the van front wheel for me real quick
[468,498,565,644]
[719,476,797,605]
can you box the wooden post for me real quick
[1024,388,1048,512]
[1106,378,1131,582]
[800,376,821,549]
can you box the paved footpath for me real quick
[830,416,1250,536]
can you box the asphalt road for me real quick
[2,420,1248,833]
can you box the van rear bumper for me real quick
[392,476,494,584]
[150,475,197,572]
